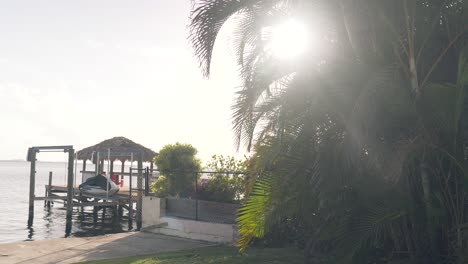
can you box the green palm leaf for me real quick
[236,177,272,251]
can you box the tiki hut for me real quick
[77,136,157,177]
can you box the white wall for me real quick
[142,196,164,228]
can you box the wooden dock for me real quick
[36,185,139,208]
[27,145,147,234]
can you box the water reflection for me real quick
[43,209,53,235]
[26,226,34,241]
[25,205,133,241]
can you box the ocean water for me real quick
[0,160,134,244]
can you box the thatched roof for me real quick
[76,137,157,162]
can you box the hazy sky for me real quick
[0,1,244,162]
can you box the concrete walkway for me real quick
[0,232,214,264]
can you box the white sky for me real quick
[0,1,245,162]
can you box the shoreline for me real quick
[0,230,130,245]
[0,232,212,264]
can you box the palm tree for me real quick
[190,0,468,263]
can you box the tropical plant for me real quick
[153,143,201,197]
[190,0,468,263]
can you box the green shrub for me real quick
[197,155,247,203]
[149,176,170,197]
[197,177,237,203]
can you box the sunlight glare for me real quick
[270,19,309,59]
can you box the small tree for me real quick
[153,143,201,197]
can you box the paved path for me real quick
[0,232,214,264]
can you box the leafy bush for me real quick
[196,155,247,203]
[149,176,169,197]
[197,178,238,203]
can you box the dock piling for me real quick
[136,154,143,230]
[93,201,98,224]
[45,172,53,208]
[65,148,75,235]
[128,166,133,230]
[28,149,37,227]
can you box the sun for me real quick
[269,19,309,59]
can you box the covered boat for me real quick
[79,174,119,197]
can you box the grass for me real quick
[80,246,304,264]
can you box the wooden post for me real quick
[118,159,125,215]
[28,149,37,227]
[93,201,98,224]
[195,172,198,221]
[120,159,125,182]
[136,154,143,230]
[102,206,106,220]
[113,205,119,222]
[82,159,87,172]
[46,172,53,208]
[81,159,86,188]
[100,159,104,173]
[118,204,123,218]
[95,153,99,176]
[144,167,149,196]
[150,162,154,185]
[79,191,84,214]
[128,167,133,229]
[65,148,75,235]
[110,159,114,183]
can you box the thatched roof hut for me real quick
[76,137,157,162]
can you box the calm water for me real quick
[0,160,134,244]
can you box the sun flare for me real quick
[269,19,309,59]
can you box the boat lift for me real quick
[27,145,75,232]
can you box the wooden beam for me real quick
[80,170,141,176]
[35,196,67,201]
[71,201,127,207]
[31,145,73,151]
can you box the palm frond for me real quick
[189,0,250,77]
[236,177,272,251]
